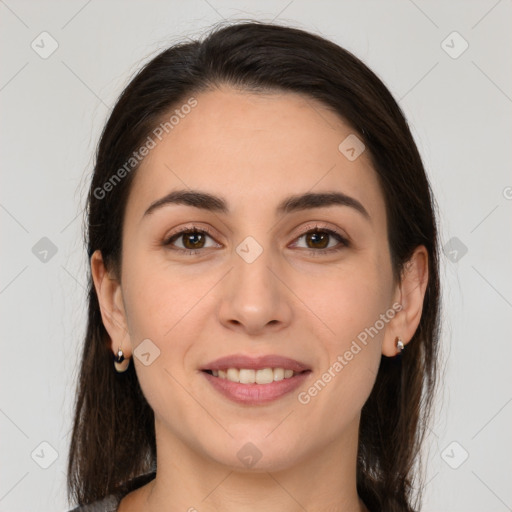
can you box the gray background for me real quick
[1,1,511,511]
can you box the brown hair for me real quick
[67,20,440,511]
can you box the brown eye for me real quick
[180,231,206,250]
[304,231,330,249]
[163,227,220,254]
[292,226,349,254]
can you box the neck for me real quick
[141,416,367,512]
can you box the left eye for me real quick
[291,228,348,253]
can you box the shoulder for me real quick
[68,470,156,512]
[67,493,119,512]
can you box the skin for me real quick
[91,86,428,512]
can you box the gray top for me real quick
[68,471,156,512]
[68,494,120,512]
[68,471,372,511]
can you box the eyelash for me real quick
[162,223,349,257]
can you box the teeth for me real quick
[226,368,239,382]
[211,367,299,384]
[256,368,274,384]
[273,368,284,381]
[239,369,255,384]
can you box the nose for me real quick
[217,242,293,336]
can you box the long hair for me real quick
[67,20,440,511]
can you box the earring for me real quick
[114,347,130,373]
[396,337,405,353]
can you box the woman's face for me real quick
[103,87,405,471]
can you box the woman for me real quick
[68,20,440,512]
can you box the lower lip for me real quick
[202,371,311,405]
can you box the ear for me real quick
[90,250,132,367]
[382,245,429,357]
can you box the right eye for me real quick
[162,226,221,255]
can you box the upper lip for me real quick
[201,354,311,372]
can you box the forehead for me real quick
[126,87,385,221]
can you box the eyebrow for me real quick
[143,189,370,220]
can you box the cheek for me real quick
[119,257,204,419]
[120,254,218,397]
[311,257,393,342]
[301,255,393,402]
[121,250,210,341]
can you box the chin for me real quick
[203,435,304,473]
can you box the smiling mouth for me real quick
[202,368,310,384]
